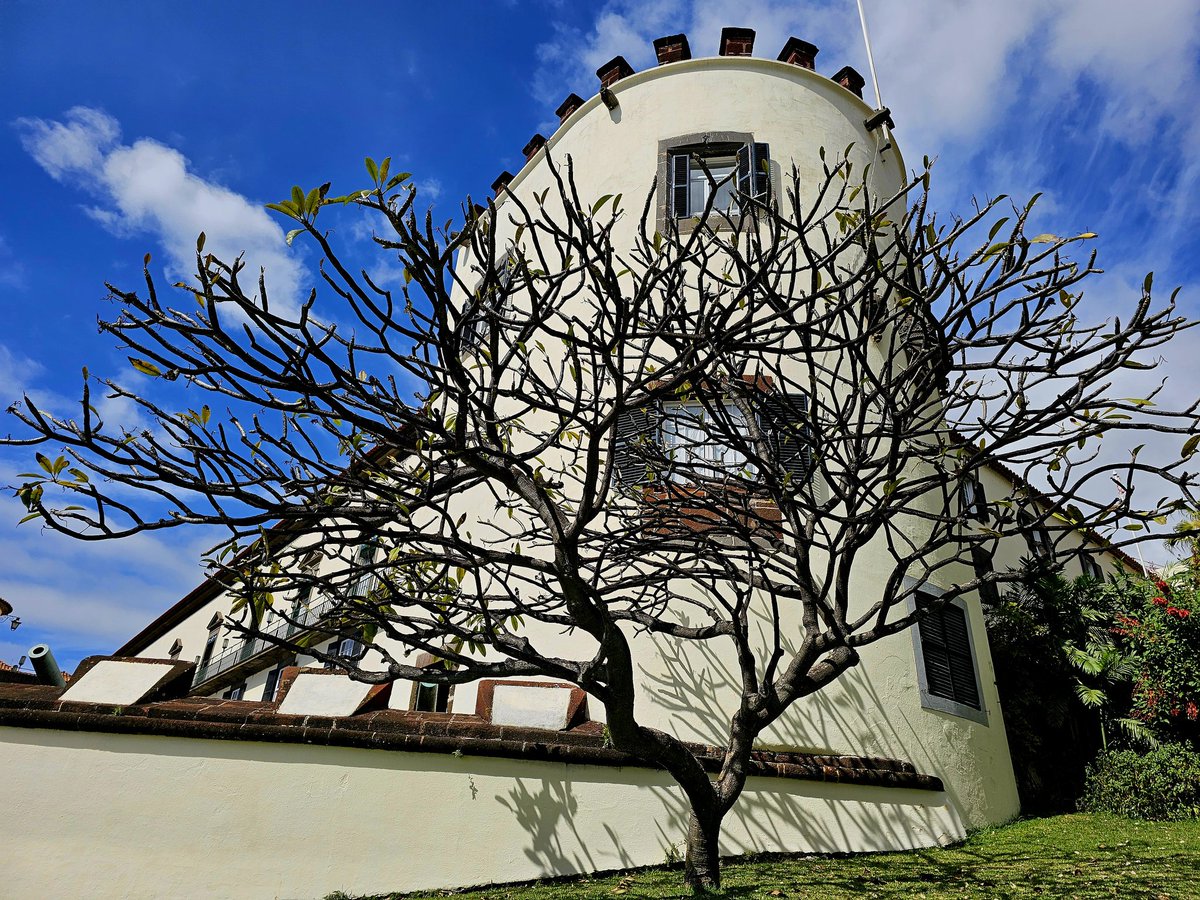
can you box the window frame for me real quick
[960,475,988,522]
[656,131,771,233]
[1019,508,1053,559]
[409,651,455,713]
[905,579,988,726]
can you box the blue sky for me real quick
[1,0,1198,670]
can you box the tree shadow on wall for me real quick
[494,772,691,877]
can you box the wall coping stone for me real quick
[0,682,943,793]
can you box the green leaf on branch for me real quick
[365,157,379,182]
[1029,233,1059,244]
[265,201,302,220]
[1182,434,1200,459]
[286,229,304,247]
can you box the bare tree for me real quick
[6,152,1198,891]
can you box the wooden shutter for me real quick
[971,546,1000,607]
[736,144,752,200]
[613,406,658,486]
[752,143,770,199]
[736,143,771,204]
[972,477,988,521]
[759,392,810,487]
[919,602,981,709]
[670,153,690,218]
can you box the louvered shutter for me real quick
[759,393,810,487]
[942,605,981,708]
[918,612,956,702]
[736,143,771,205]
[736,144,752,200]
[752,143,770,199]
[670,153,690,218]
[919,602,981,709]
[614,407,658,486]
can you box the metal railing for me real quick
[193,595,339,687]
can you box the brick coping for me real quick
[0,683,943,793]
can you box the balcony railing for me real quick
[193,595,339,687]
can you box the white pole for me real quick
[856,0,885,110]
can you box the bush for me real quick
[1080,743,1200,820]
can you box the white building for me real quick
[0,28,1139,899]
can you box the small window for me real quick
[970,546,1000,606]
[413,680,451,713]
[350,542,378,598]
[1019,509,1052,558]
[917,600,981,710]
[410,652,454,712]
[1081,555,1104,581]
[960,476,988,522]
[262,659,292,702]
[222,683,246,701]
[661,400,754,481]
[908,583,987,725]
[670,142,769,219]
[614,391,810,488]
[324,637,365,669]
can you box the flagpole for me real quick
[855,0,884,110]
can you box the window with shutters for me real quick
[613,388,811,492]
[657,132,770,231]
[1019,508,1052,559]
[908,584,987,724]
[1081,554,1104,581]
[262,657,293,702]
[970,546,1001,607]
[960,475,988,522]
[409,652,455,712]
[349,541,378,598]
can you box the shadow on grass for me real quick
[348,814,1200,899]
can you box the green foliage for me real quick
[984,572,1104,811]
[1080,743,1200,820]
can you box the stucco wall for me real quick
[0,725,960,900]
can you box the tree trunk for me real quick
[684,808,723,893]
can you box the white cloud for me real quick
[15,106,308,314]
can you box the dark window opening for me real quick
[262,658,293,702]
[970,546,1001,607]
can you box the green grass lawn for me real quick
[355,814,1200,899]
